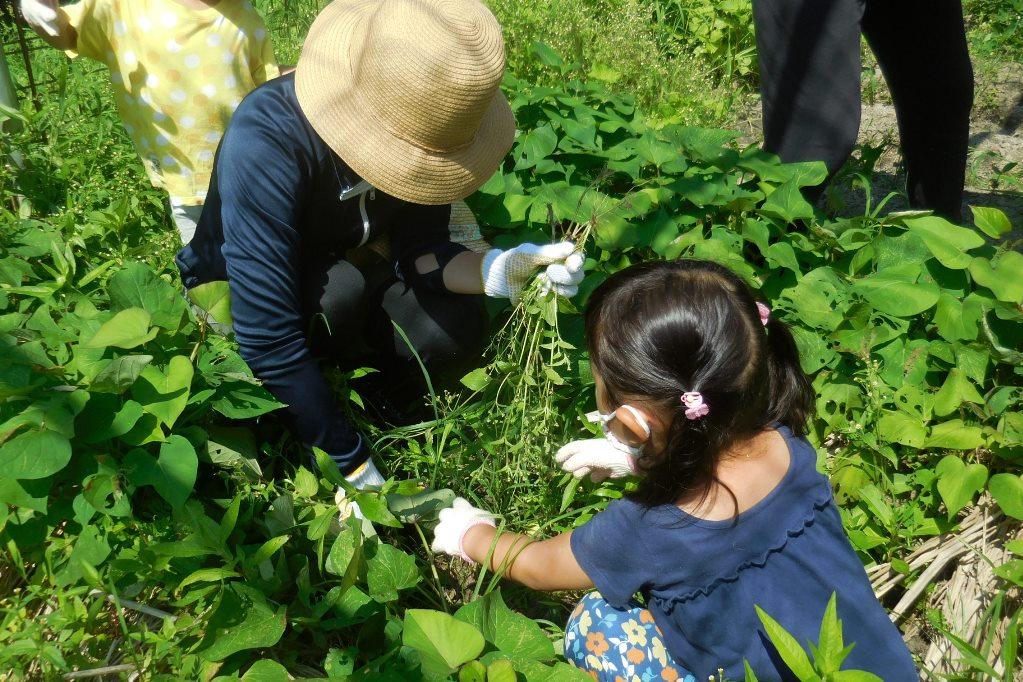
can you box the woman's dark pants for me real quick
[300,253,487,417]
[752,0,974,222]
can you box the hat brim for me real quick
[295,0,516,205]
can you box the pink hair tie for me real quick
[756,302,771,326]
[681,391,709,420]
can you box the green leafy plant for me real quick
[3,15,1022,680]
[749,594,882,682]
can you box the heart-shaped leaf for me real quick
[852,264,940,317]
[133,356,194,428]
[933,368,985,417]
[89,354,153,393]
[904,215,985,269]
[932,293,985,343]
[403,609,485,678]
[455,589,555,662]
[926,420,984,450]
[197,583,286,661]
[124,435,198,511]
[935,455,988,518]
[85,308,158,349]
[970,251,1023,304]
[877,410,926,448]
[240,660,290,682]
[989,474,1023,520]
[366,542,420,602]
[0,429,72,479]
[971,206,1012,238]
[188,280,233,327]
[109,262,187,330]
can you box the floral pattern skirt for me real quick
[564,592,695,682]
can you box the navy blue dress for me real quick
[571,427,917,680]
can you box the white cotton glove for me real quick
[20,0,60,37]
[481,242,585,302]
[556,438,639,483]
[431,497,497,563]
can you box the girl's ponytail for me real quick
[762,316,815,437]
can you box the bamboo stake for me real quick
[88,589,175,621]
[63,664,137,680]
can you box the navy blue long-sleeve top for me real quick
[176,73,457,467]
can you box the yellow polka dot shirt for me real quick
[64,0,280,205]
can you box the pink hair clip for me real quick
[681,391,709,420]
[756,302,771,326]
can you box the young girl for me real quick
[432,260,917,680]
[20,0,279,243]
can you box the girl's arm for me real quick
[463,526,594,592]
[432,498,594,592]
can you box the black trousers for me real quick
[301,253,487,413]
[752,0,974,221]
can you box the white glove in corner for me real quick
[555,438,639,483]
[481,242,585,302]
[431,497,497,563]
[20,0,61,37]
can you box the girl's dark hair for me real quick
[584,259,814,508]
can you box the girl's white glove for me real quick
[555,438,639,483]
[20,0,60,37]
[481,242,584,302]
[431,497,497,563]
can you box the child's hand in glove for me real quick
[20,0,60,37]
[431,497,497,563]
[482,242,584,302]
[555,438,639,483]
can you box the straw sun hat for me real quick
[295,0,516,205]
